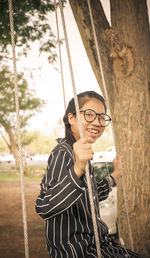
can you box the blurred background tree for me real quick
[0,0,64,64]
[0,66,45,166]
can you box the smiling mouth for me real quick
[87,128,99,134]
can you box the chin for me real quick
[87,137,97,143]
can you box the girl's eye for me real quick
[86,113,95,119]
[99,116,105,120]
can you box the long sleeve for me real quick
[35,146,86,220]
[97,177,112,202]
[90,162,112,202]
[35,141,141,258]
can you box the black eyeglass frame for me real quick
[79,109,112,127]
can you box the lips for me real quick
[87,128,99,134]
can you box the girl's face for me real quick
[68,98,106,143]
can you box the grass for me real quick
[0,172,44,182]
[0,166,45,182]
[35,224,45,231]
[0,172,20,182]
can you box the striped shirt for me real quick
[35,138,141,258]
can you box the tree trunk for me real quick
[69,0,150,256]
[0,129,10,149]
[5,127,20,167]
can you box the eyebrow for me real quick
[80,109,106,115]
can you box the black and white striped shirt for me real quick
[35,138,141,258]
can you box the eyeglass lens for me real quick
[83,109,111,127]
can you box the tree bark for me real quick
[69,0,150,256]
[5,127,20,167]
[0,129,10,149]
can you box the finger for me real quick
[81,153,94,161]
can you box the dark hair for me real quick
[63,91,107,147]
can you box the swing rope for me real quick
[58,0,101,256]
[54,0,67,111]
[87,0,134,251]
[8,0,30,257]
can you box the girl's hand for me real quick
[111,156,123,181]
[73,137,93,178]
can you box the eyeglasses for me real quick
[80,109,111,127]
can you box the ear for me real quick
[67,113,75,125]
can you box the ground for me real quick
[0,180,49,258]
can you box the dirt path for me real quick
[0,181,49,258]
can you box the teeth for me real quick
[88,129,99,134]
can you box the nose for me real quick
[92,115,101,126]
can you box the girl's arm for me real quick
[97,177,112,202]
[35,148,86,219]
[96,156,123,202]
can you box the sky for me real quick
[15,0,150,134]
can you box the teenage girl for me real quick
[35,91,141,258]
